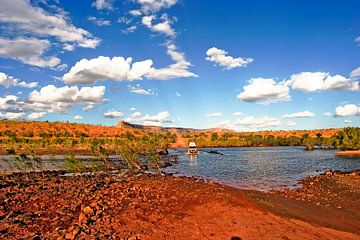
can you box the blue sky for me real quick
[0,0,359,131]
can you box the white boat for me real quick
[187,142,199,154]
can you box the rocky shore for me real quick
[1,170,359,240]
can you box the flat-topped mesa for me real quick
[116,121,234,134]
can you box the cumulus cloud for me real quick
[130,107,136,111]
[217,116,281,131]
[62,44,197,84]
[128,84,155,95]
[282,111,315,118]
[129,10,142,16]
[175,92,181,97]
[0,85,107,114]
[288,72,359,92]
[92,0,113,10]
[104,110,124,118]
[122,26,137,34]
[237,78,290,105]
[74,115,83,120]
[351,67,360,78]
[130,111,142,118]
[124,111,172,125]
[335,104,360,117]
[206,47,253,69]
[0,71,38,88]
[134,0,178,14]
[0,111,25,120]
[286,120,296,127]
[146,43,198,80]
[233,112,243,116]
[82,104,96,111]
[28,85,105,106]
[27,112,46,120]
[88,16,111,26]
[323,112,332,117]
[0,38,61,68]
[62,56,153,84]
[235,116,281,128]
[141,14,175,37]
[0,0,99,68]
[206,112,222,117]
[0,0,99,48]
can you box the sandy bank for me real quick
[0,171,359,239]
[336,150,360,156]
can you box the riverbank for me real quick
[1,171,359,239]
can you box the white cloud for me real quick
[129,84,154,95]
[27,112,46,120]
[215,116,281,131]
[235,116,281,128]
[282,111,315,118]
[134,0,178,13]
[289,72,359,92]
[0,112,25,120]
[63,44,75,51]
[351,67,360,78]
[124,111,172,125]
[82,104,96,111]
[146,43,198,80]
[130,107,136,111]
[0,84,105,117]
[130,111,142,118]
[0,38,61,68]
[88,16,111,26]
[233,112,243,116]
[286,120,296,126]
[104,110,123,118]
[62,56,153,84]
[0,0,100,48]
[335,104,360,117]
[206,112,222,117]
[323,112,332,117]
[175,92,181,97]
[237,78,290,105]
[206,47,253,69]
[0,71,38,88]
[141,15,175,37]
[26,85,105,113]
[62,44,197,84]
[344,120,352,124]
[92,0,113,10]
[122,25,137,34]
[129,10,142,16]
[74,115,83,120]
[28,85,105,105]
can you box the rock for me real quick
[78,212,87,225]
[65,233,75,240]
[325,171,333,176]
[83,206,94,215]
[156,148,168,155]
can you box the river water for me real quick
[164,147,360,191]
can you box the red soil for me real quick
[1,172,359,240]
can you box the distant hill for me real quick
[116,121,235,134]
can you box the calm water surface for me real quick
[164,147,360,191]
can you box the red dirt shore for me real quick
[0,171,359,240]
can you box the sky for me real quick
[0,0,359,131]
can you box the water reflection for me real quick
[165,147,360,191]
[189,154,198,166]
